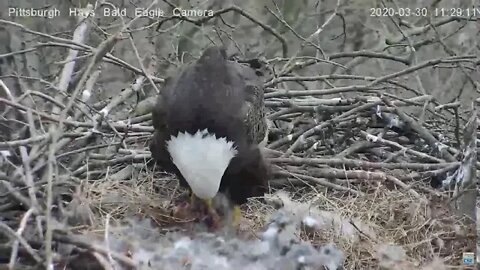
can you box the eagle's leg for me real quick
[232,205,242,226]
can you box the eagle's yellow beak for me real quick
[232,205,242,226]
[204,198,213,210]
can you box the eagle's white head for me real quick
[166,129,238,199]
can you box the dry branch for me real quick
[0,1,477,269]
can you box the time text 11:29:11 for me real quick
[370,7,479,17]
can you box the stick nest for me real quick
[0,2,478,269]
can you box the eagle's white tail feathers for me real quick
[166,129,238,199]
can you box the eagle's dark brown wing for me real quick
[149,93,169,164]
[151,47,266,148]
[149,78,188,186]
[149,47,268,197]
[228,59,267,146]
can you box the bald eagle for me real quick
[149,46,269,225]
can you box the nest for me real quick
[0,1,479,269]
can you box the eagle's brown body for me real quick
[149,47,269,205]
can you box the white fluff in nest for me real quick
[302,216,319,228]
[317,244,345,270]
[98,213,347,270]
[174,237,192,251]
[376,244,448,270]
[266,191,377,242]
[377,244,406,263]
[420,258,447,270]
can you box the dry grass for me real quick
[73,162,474,269]
[0,1,478,268]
